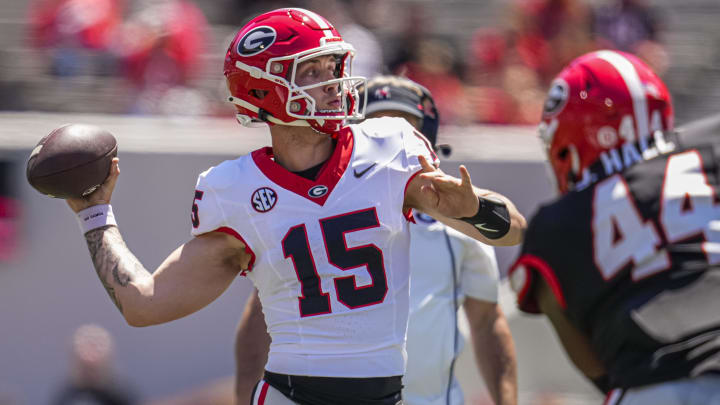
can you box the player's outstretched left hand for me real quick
[66,158,120,213]
[417,155,478,219]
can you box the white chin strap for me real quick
[228,96,310,127]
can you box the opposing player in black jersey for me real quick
[510,50,720,404]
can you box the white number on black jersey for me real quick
[593,150,720,280]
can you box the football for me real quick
[26,124,118,199]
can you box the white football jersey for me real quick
[191,117,438,378]
[404,213,499,405]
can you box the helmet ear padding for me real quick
[567,144,581,188]
[257,108,270,122]
[251,90,268,99]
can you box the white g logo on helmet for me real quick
[543,79,569,117]
[237,26,276,56]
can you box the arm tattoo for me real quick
[85,225,148,313]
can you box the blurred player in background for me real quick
[63,8,525,405]
[28,0,124,77]
[510,50,720,404]
[367,77,517,405]
[234,76,518,405]
[52,324,137,405]
[0,160,20,261]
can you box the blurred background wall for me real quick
[1,0,720,123]
[1,0,719,404]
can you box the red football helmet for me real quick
[540,50,674,194]
[223,8,366,134]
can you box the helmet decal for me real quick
[543,79,569,117]
[595,50,650,143]
[237,26,277,56]
[596,126,619,149]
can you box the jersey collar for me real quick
[252,127,354,206]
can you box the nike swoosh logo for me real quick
[353,163,377,178]
[473,223,499,232]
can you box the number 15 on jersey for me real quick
[282,207,389,317]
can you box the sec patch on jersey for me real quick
[26,124,117,199]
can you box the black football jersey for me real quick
[511,140,720,389]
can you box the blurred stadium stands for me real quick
[0,0,718,122]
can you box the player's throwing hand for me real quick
[66,158,120,213]
[417,155,478,219]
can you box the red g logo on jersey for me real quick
[251,187,277,212]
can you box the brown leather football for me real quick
[26,124,117,198]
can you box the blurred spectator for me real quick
[464,0,596,124]
[387,3,428,76]
[466,28,518,124]
[592,0,660,52]
[307,0,383,78]
[115,0,209,115]
[501,64,546,125]
[117,0,205,88]
[592,0,669,74]
[0,161,20,261]
[395,38,470,124]
[634,39,670,75]
[53,324,137,405]
[222,0,304,27]
[28,0,124,76]
[466,28,545,125]
[468,28,508,85]
[508,0,595,82]
[466,86,518,124]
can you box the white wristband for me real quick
[76,204,117,234]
